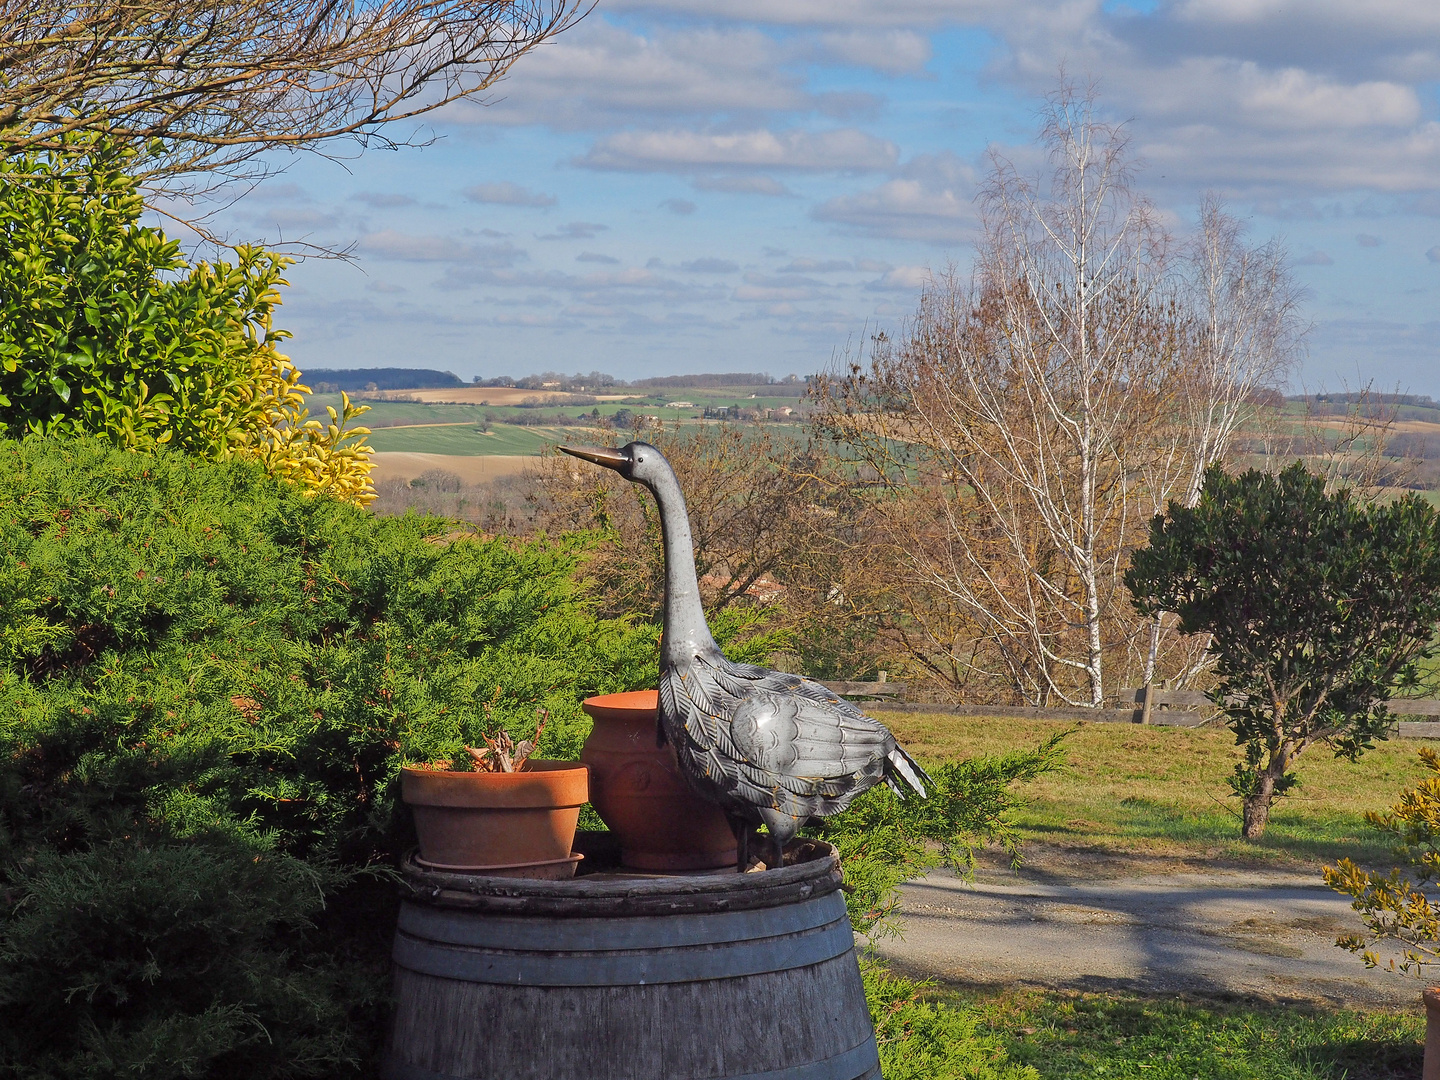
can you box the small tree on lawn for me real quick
[1126,462,1440,838]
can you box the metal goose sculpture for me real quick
[561,441,930,871]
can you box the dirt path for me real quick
[874,848,1421,1009]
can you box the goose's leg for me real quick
[756,807,797,872]
[727,813,750,873]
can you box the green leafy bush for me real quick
[1128,462,1440,838]
[0,435,654,1077]
[0,136,376,503]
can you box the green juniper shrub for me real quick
[812,733,1067,939]
[0,434,655,1078]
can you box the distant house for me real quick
[775,406,795,417]
[665,400,695,408]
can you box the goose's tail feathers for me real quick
[885,744,931,799]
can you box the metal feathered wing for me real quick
[659,650,931,823]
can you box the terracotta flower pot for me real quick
[581,690,738,871]
[1425,987,1440,1080]
[400,759,589,878]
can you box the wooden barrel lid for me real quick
[399,838,844,917]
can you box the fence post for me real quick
[1140,685,1154,726]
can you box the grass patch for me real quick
[367,422,576,455]
[877,712,1432,868]
[980,987,1422,1079]
[303,395,489,427]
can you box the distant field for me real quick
[878,710,1433,869]
[366,423,583,455]
[369,453,534,485]
[305,396,488,427]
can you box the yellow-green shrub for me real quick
[0,134,375,504]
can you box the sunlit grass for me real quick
[876,711,1432,868]
[980,987,1422,1080]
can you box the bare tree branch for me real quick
[0,0,591,196]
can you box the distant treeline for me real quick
[1288,392,1439,409]
[305,368,465,391]
[472,371,810,392]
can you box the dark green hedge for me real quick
[0,436,655,1078]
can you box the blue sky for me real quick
[188,0,1440,392]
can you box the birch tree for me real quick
[1135,195,1304,686]
[819,85,1181,706]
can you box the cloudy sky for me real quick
[199,0,1440,392]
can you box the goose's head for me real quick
[559,441,669,487]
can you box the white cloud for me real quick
[733,282,825,302]
[350,191,417,209]
[443,22,813,130]
[578,128,898,172]
[781,258,855,272]
[577,251,620,263]
[357,231,526,266]
[605,0,1012,29]
[440,266,722,300]
[865,265,933,291]
[813,173,975,243]
[661,198,698,215]
[463,182,557,207]
[818,29,933,73]
[537,222,609,240]
[690,175,795,196]
[1172,0,1440,35]
[682,257,740,272]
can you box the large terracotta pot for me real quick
[581,690,738,871]
[400,759,588,879]
[1425,987,1440,1080]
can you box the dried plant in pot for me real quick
[401,713,589,879]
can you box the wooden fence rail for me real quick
[835,680,1440,739]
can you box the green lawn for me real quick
[366,423,581,455]
[304,395,489,427]
[985,988,1421,1079]
[877,711,1433,869]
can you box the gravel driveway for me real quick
[873,850,1422,1009]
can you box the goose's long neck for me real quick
[644,461,717,666]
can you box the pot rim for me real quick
[582,689,659,722]
[401,759,588,809]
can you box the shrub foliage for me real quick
[1127,462,1440,838]
[0,137,376,504]
[0,435,653,1078]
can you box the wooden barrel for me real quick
[384,840,878,1080]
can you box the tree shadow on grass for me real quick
[1099,796,1393,866]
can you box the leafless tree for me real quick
[816,85,1304,708]
[0,0,589,195]
[820,84,1182,707]
[1135,195,1305,686]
